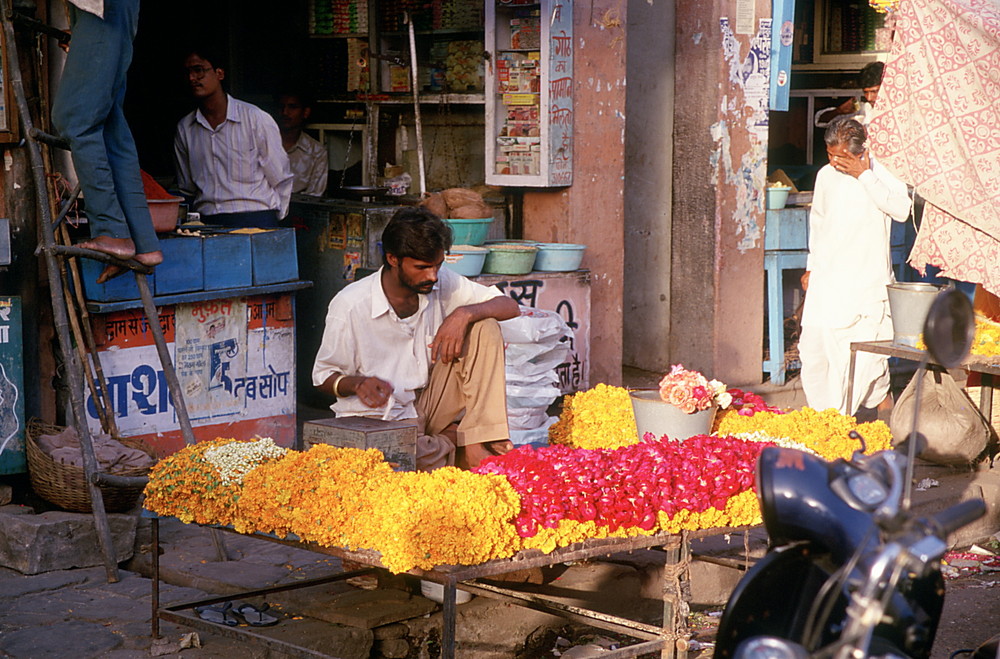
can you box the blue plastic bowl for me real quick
[443,218,493,246]
[533,243,586,271]
[442,245,488,277]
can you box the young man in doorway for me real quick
[174,46,292,228]
[275,91,328,197]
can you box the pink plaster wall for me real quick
[523,3,627,387]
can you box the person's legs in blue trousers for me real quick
[51,0,161,282]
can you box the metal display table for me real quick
[151,517,745,658]
[848,340,1000,422]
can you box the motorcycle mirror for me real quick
[922,288,974,368]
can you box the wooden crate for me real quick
[303,417,417,472]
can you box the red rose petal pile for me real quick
[475,435,770,538]
[727,388,786,416]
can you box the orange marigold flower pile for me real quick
[548,384,638,449]
[715,407,892,461]
[143,438,276,526]
[233,445,522,573]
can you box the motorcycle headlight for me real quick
[734,637,809,659]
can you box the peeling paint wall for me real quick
[670,0,768,386]
[523,1,627,387]
[623,0,676,373]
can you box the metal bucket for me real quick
[629,390,717,441]
[887,282,945,347]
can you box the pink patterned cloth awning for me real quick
[868,0,1000,295]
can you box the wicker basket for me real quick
[26,419,156,513]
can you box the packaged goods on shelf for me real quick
[445,40,485,91]
[510,11,541,49]
[309,0,368,35]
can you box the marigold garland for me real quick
[143,438,270,525]
[548,384,638,450]
[233,445,393,542]
[715,407,892,461]
[362,468,522,573]
[918,315,1000,359]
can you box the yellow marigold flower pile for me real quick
[233,445,392,543]
[231,445,522,573]
[715,407,892,460]
[918,315,1000,359]
[144,438,272,525]
[362,468,522,572]
[548,384,638,449]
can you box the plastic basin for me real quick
[443,218,493,246]
[443,245,488,277]
[534,242,586,271]
[483,244,538,275]
[149,196,183,233]
[766,187,791,210]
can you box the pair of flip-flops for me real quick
[194,601,280,627]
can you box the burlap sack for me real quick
[440,187,483,210]
[448,202,493,219]
[890,368,990,466]
[419,192,448,218]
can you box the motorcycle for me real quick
[714,288,993,659]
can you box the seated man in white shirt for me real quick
[275,91,328,197]
[312,207,520,470]
[174,46,293,228]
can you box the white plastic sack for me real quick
[505,341,571,376]
[506,382,561,409]
[500,307,572,344]
[507,405,551,431]
[506,371,559,388]
[509,416,559,446]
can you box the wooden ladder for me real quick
[1,0,196,582]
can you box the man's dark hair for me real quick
[381,207,453,266]
[184,43,228,72]
[824,116,867,155]
[274,89,315,110]
[859,61,885,88]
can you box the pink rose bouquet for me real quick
[658,364,733,414]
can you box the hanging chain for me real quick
[339,112,358,190]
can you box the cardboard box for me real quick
[303,417,417,472]
[154,235,204,295]
[202,231,252,290]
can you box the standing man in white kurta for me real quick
[799,117,911,417]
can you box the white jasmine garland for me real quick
[204,437,288,485]
[730,431,820,457]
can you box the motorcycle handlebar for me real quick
[929,499,987,538]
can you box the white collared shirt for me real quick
[286,132,328,196]
[174,95,293,217]
[312,266,505,420]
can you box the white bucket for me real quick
[887,283,945,347]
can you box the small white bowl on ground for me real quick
[420,579,474,604]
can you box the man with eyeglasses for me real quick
[174,46,292,228]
